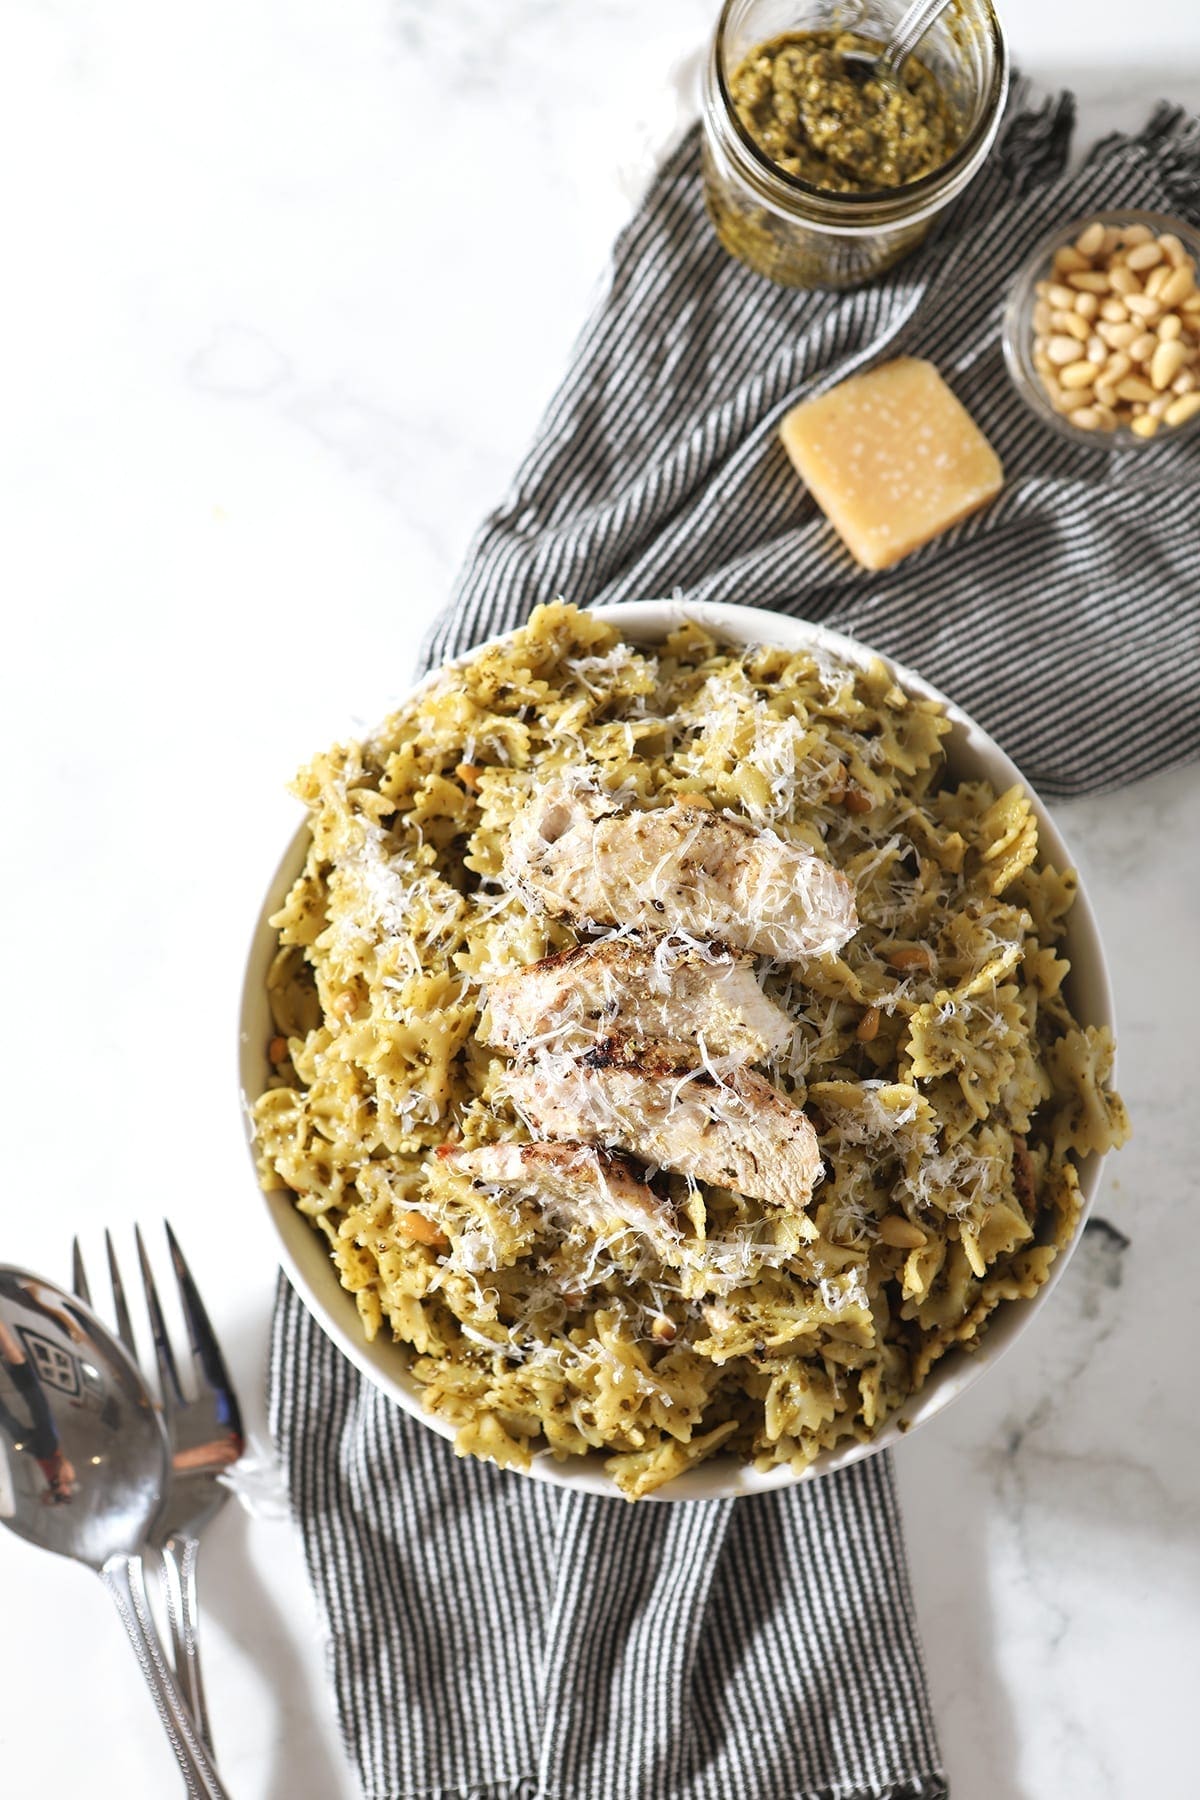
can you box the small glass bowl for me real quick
[1002,207,1200,450]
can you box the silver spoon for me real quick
[0,1265,230,1798]
[841,0,953,83]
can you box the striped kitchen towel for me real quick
[269,89,1200,1800]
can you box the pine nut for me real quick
[1150,339,1188,390]
[1029,217,1200,440]
[856,1005,881,1043]
[1047,334,1083,364]
[396,1210,450,1251]
[1109,264,1141,296]
[1053,310,1090,342]
[1158,265,1196,308]
[1126,241,1164,272]
[1164,392,1200,426]
[886,945,933,972]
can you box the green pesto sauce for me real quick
[729,29,959,192]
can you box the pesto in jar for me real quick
[728,29,959,192]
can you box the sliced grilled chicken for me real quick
[481,938,793,1062]
[505,785,857,963]
[505,1042,823,1213]
[436,1140,676,1255]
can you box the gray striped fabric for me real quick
[269,90,1200,1800]
[425,93,1200,800]
[271,1280,942,1800]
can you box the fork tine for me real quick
[106,1229,138,1355]
[164,1221,244,1437]
[135,1223,184,1411]
[71,1237,92,1308]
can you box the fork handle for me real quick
[161,1532,213,1753]
[100,1553,230,1799]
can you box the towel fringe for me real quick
[997,86,1076,194]
[1089,100,1200,225]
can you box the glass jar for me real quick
[700,0,1009,289]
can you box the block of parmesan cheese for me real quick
[779,357,1004,571]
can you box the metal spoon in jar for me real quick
[0,1265,230,1798]
[841,0,954,84]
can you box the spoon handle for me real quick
[100,1552,230,1799]
[161,1532,214,1753]
[881,0,951,77]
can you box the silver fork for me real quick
[72,1223,245,1754]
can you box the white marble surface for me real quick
[2,2,1198,1796]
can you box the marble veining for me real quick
[1,1,1197,1795]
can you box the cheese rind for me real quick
[780,357,1004,571]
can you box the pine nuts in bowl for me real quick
[1002,209,1200,446]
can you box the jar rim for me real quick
[709,0,1009,216]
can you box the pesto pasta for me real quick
[252,602,1128,1498]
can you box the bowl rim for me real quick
[238,598,1116,1502]
[1001,205,1200,452]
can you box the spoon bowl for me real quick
[0,1267,166,1565]
[840,0,954,84]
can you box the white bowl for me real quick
[239,600,1115,1500]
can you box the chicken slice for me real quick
[481,938,793,1062]
[505,785,857,963]
[435,1140,677,1256]
[505,1043,823,1214]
